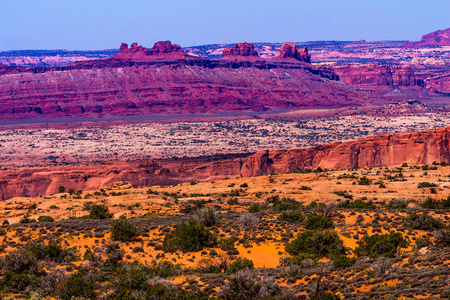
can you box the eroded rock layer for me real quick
[0,41,362,120]
[333,64,424,88]
[1,126,449,200]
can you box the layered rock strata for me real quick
[1,126,449,200]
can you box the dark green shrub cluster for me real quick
[57,273,95,300]
[277,210,305,223]
[83,204,114,219]
[354,232,407,258]
[37,215,54,222]
[163,220,217,253]
[272,197,302,211]
[358,176,372,185]
[305,215,334,230]
[110,218,140,242]
[310,293,341,300]
[348,199,376,209]
[403,212,443,231]
[420,196,450,209]
[385,199,408,210]
[418,182,438,188]
[226,258,254,273]
[333,255,356,269]
[285,230,346,258]
[247,203,266,213]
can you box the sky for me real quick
[0,0,449,51]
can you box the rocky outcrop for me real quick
[333,64,424,88]
[222,42,260,59]
[277,43,310,63]
[402,27,450,48]
[114,41,185,60]
[1,126,450,200]
[426,72,450,93]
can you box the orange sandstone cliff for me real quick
[1,126,450,200]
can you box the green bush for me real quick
[434,229,450,247]
[37,215,54,222]
[277,210,305,223]
[226,258,254,273]
[348,199,376,209]
[333,255,356,269]
[354,232,407,258]
[358,176,372,185]
[385,199,408,210]
[86,204,114,219]
[418,182,438,188]
[285,230,345,258]
[248,203,265,213]
[240,183,248,188]
[420,196,450,209]
[305,215,334,230]
[310,293,340,300]
[300,185,312,190]
[19,216,36,224]
[110,218,140,242]
[58,273,95,300]
[272,197,302,211]
[163,220,216,253]
[403,212,443,231]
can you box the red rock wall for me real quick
[1,126,450,200]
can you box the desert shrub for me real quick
[434,229,450,247]
[248,203,266,213]
[354,232,407,258]
[58,186,65,193]
[305,215,334,230]
[111,218,140,242]
[420,196,450,209]
[238,213,259,227]
[57,273,95,300]
[385,199,408,210]
[415,236,432,249]
[358,176,372,185]
[240,183,248,188]
[85,204,114,219]
[197,253,232,273]
[19,216,36,223]
[310,293,340,300]
[162,220,216,253]
[26,241,78,263]
[403,212,443,231]
[105,242,124,264]
[227,197,239,205]
[333,190,353,199]
[333,255,356,269]
[194,207,218,227]
[272,197,302,211]
[348,199,376,209]
[265,195,280,203]
[219,270,283,300]
[418,182,438,188]
[226,258,254,273]
[38,269,67,296]
[277,210,305,223]
[285,230,346,258]
[300,185,312,190]
[37,215,54,222]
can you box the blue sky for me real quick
[0,0,449,51]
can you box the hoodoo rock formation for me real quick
[333,64,424,88]
[114,41,186,60]
[402,27,450,48]
[1,126,450,200]
[222,42,261,59]
[276,42,311,63]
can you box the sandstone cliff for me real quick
[222,42,260,58]
[402,27,450,48]
[333,64,424,88]
[1,126,450,200]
